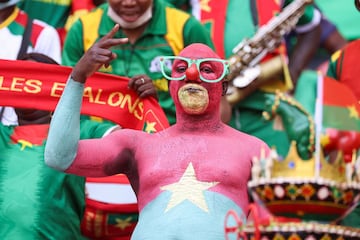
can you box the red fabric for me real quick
[200,0,228,58]
[257,0,286,61]
[323,76,360,110]
[256,0,280,26]
[71,0,95,12]
[86,174,130,184]
[57,27,67,49]
[337,40,360,100]
[0,59,169,131]
[11,124,49,145]
[84,175,136,239]
[81,198,138,239]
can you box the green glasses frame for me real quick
[159,56,229,83]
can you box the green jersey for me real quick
[62,0,214,125]
[18,0,72,28]
[0,119,115,239]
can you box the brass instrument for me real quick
[226,0,314,105]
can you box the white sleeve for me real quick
[33,21,62,64]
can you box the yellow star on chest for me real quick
[160,162,219,213]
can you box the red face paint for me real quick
[169,43,224,119]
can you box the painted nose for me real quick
[185,63,201,83]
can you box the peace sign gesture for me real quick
[71,24,128,83]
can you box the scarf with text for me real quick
[0,59,169,132]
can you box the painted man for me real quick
[45,25,269,239]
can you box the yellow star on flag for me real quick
[348,105,359,119]
[18,139,33,150]
[320,134,331,147]
[115,216,132,230]
[144,121,157,133]
[160,162,219,213]
[200,0,211,12]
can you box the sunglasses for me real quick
[159,56,229,83]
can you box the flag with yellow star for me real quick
[142,106,169,133]
[81,197,138,239]
[322,76,360,131]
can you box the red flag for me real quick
[322,76,360,131]
[321,76,360,162]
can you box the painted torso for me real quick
[68,124,268,239]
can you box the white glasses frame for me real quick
[159,56,229,83]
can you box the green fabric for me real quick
[323,105,360,131]
[294,70,318,117]
[284,0,316,27]
[230,91,314,160]
[341,203,360,227]
[62,0,214,125]
[326,57,338,79]
[226,0,317,160]
[224,0,255,58]
[17,0,71,28]
[316,1,360,40]
[0,119,115,239]
[229,102,291,158]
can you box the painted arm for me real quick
[44,77,84,171]
[45,24,128,171]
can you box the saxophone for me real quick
[226,0,314,105]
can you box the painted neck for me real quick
[175,110,223,133]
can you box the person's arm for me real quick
[44,77,84,171]
[284,1,322,88]
[288,23,321,86]
[45,24,128,171]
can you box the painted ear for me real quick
[222,81,228,96]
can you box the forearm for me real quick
[44,76,84,171]
[288,24,321,85]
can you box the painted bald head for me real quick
[169,43,226,117]
[179,43,220,59]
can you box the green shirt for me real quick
[0,119,115,239]
[62,0,214,125]
[18,0,72,28]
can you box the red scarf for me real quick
[0,59,169,132]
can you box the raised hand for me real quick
[71,24,128,83]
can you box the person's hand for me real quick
[71,24,128,83]
[128,74,158,99]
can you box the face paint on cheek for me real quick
[177,83,209,114]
